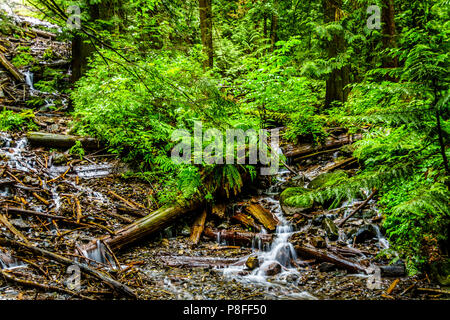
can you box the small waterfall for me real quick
[24,71,37,95]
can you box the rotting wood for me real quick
[244,203,279,232]
[0,238,136,298]
[190,209,207,245]
[386,278,400,295]
[324,157,357,173]
[203,228,273,247]
[0,213,31,245]
[26,132,101,150]
[231,212,261,231]
[294,244,367,273]
[0,52,24,82]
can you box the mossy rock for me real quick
[307,170,348,189]
[279,187,314,215]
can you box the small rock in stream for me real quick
[245,256,260,270]
[311,236,326,248]
[322,217,339,241]
[318,262,338,272]
[352,224,378,243]
[262,262,282,276]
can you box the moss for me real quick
[308,170,349,189]
[280,187,314,211]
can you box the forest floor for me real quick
[0,13,448,300]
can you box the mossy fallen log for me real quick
[26,132,101,150]
[85,199,201,252]
[284,133,362,161]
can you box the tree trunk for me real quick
[199,0,213,69]
[26,132,101,150]
[323,0,349,108]
[245,203,279,232]
[381,0,398,78]
[270,8,278,52]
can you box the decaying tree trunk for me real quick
[203,228,273,247]
[284,132,362,160]
[245,203,279,232]
[26,132,101,150]
[0,52,24,82]
[190,209,207,245]
[85,199,201,252]
[295,244,366,273]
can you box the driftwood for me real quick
[190,209,207,245]
[203,228,273,247]
[160,255,241,268]
[284,133,363,161]
[0,52,24,82]
[337,188,378,227]
[27,132,101,150]
[294,245,366,273]
[85,199,201,252]
[0,238,136,298]
[244,203,279,232]
[379,264,406,277]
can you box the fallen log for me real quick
[85,199,201,252]
[115,204,147,217]
[203,228,273,247]
[294,245,367,273]
[379,264,406,277]
[26,132,101,150]
[0,238,136,298]
[285,133,363,161]
[244,203,279,232]
[324,157,357,173]
[0,52,24,82]
[160,255,241,268]
[27,27,56,39]
[190,209,207,245]
[337,188,377,227]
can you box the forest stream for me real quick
[0,10,448,301]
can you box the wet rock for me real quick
[318,262,337,272]
[352,224,378,243]
[279,187,314,215]
[322,218,339,241]
[262,262,282,276]
[52,152,67,165]
[307,170,348,190]
[180,225,191,236]
[275,244,294,267]
[311,236,326,248]
[245,256,260,270]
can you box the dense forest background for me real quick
[1,0,449,282]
